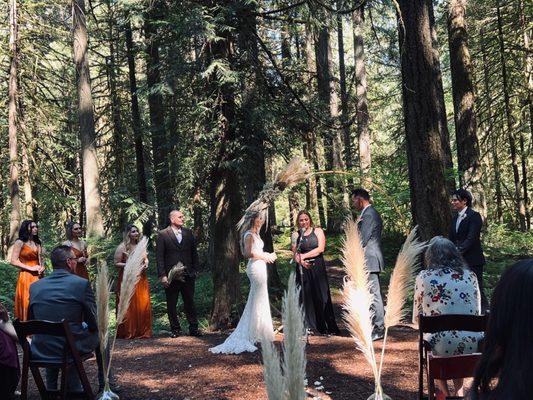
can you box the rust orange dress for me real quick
[69,243,89,280]
[14,243,41,321]
[116,251,153,339]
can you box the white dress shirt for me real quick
[171,226,182,243]
[456,207,468,232]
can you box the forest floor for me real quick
[21,265,421,400]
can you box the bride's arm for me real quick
[244,234,276,263]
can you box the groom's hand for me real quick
[160,276,170,288]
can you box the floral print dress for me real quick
[413,267,483,356]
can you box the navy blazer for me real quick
[449,207,486,267]
[357,206,385,273]
[29,269,98,363]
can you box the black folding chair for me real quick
[14,319,95,400]
[418,314,487,400]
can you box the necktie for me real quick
[176,229,182,244]
[456,213,464,232]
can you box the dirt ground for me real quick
[21,265,421,399]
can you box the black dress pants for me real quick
[165,276,198,332]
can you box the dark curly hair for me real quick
[18,220,41,245]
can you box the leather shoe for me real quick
[170,330,181,338]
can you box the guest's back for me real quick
[29,269,97,362]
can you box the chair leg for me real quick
[61,364,68,400]
[30,366,48,398]
[74,358,94,400]
[428,377,436,400]
[20,355,29,400]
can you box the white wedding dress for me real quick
[209,231,274,354]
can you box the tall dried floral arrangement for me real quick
[378,227,426,378]
[237,157,310,233]
[340,218,382,397]
[341,218,425,399]
[95,236,148,399]
[262,273,306,400]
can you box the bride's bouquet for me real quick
[167,262,187,283]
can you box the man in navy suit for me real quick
[449,189,487,309]
[351,188,385,340]
[29,245,98,392]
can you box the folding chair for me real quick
[13,319,95,400]
[418,314,487,400]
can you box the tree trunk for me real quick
[239,5,282,295]
[480,27,503,223]
[106,1,125,182]
[315,24,345,233]
[73,0,104,238]
[397,0,454,240]
[337,4,353,176]
[145,2,172,227]
[496,0,527,231]
[519,0,531,229]
[208,2,242,329]
[353,5,371,185]
[125,20,148,204]
[304,26,322,224]
[8,0,21,245]
[447,0,486,218]
[288,188,300,231]
[21,138,33,219]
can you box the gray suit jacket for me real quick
[357,206,385,273]
[29,269,98,363]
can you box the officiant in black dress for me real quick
[292,210,339,335]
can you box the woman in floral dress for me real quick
[413,236,483,398]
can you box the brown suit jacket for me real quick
[156,226,199,278]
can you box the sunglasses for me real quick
[72,227,82,231]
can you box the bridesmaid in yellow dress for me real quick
[10,220,45,321]
[114,224,152,339]
[63,221,89,280]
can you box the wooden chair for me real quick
[418,314,488,400]
[13,319,95,400]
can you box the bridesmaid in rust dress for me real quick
[63,221,89,280]
[114,224,152,339]
[10,220,45,321]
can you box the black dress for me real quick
[295,228,340,334]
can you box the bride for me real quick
[209,211,277,354]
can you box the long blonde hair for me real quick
[239,211,265,255]
[123,224,140,254]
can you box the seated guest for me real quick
[471,258,533,400]
[0,302,19,400]
[29,245,98,392]
[413,236,483,398]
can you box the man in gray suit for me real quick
[351,188,385,340]
[29,245,98,391]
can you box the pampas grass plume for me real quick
[340,217,379,382]
[262,272,306,400]
[116,236,148,325]
[384,226,426,328]
[95,261,112,353]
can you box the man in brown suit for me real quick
[156,210,200,337]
